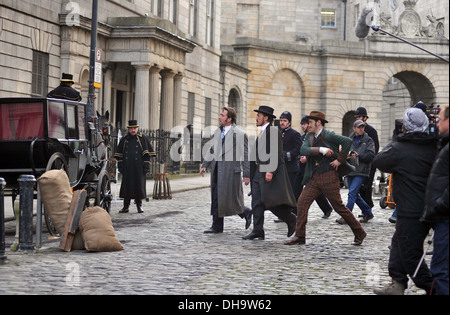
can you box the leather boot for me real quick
[119,198,130,213]
[239,207,252,230]
[373,280,406,295]
[136,199,144,213]
[242,230,265,240]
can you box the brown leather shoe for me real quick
[352,231,367,246]
[284,236,305,245]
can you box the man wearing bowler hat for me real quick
[285,111,366,246]
[47,73,82,101]
[115,120,155,213]
[243,106,297,240]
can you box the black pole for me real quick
[87,0,99,124]
[371,26,449,63]
[0,178,7,263]
[18,175,36,252]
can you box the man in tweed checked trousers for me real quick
[285,111,366,246]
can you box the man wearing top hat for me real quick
[285,111,366,246]
[114,120,155,213]
[243,106,297,240]
[47,73,82,101]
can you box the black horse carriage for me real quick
[0,97,113,235]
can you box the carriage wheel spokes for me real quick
[96,170,112,213]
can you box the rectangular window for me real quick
[48,101,66,139]
[189,0,198,37]
[32,50,49,97]
[321,10,336,28]
[169,0,178,25]
[188,92,195,125]
[205,97,212,127]
[67,104,78,139]
[354,4,360,27]
[206,0,215,46]
[0,102,44,140]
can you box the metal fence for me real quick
[109,127,211,179]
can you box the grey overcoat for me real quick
[202,124,250,217]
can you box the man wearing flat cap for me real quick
[47,73,82,101]
[285,111,366,246]
[243,106,297,240]
[354,107,379,208]
[115,120,155,213]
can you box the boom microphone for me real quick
[354,7,449,63]
[355,8,374,39]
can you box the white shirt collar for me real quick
[260,122,270,131]
[222,124,232,135]
[315,128,323,138]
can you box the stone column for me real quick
[132,63,150,130]
[102,66,113,115]
[149,65,161,130]
[173,73,183,127]
[159,69,176,131]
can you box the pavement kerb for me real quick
[2,173,211,222]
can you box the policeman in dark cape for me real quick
[47,73,82,101]
[115,120,155,213]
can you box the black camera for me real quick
[426,104,441,138]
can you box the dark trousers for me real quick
[389,218,433,292]
[359,166,376,208]
[296,170,364,240]
[251,171,296,233]
[430,222,449,295]
[210,166,224,231]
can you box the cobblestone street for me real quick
[1,182,429,296]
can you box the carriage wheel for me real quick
[380,196,388,209]
[95,170,112,213]
[43,152,68,236]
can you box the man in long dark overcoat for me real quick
[115,120,155,213]
[201,107,251,233]
[243,106,297,240]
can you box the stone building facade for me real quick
[1,0,449,148]
[221,0,449,144]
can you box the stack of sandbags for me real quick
[38,170,122,252]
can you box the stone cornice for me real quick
[59,14,196,53]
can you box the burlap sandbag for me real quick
[79,206,123,252]
[37,169,72,235]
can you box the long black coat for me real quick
[115,133,155,200]
[373,132,438,219]
[47,84,82,101]
[250,125,296,210]
[422,134,449,223]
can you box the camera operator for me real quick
[373,108,438,295]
